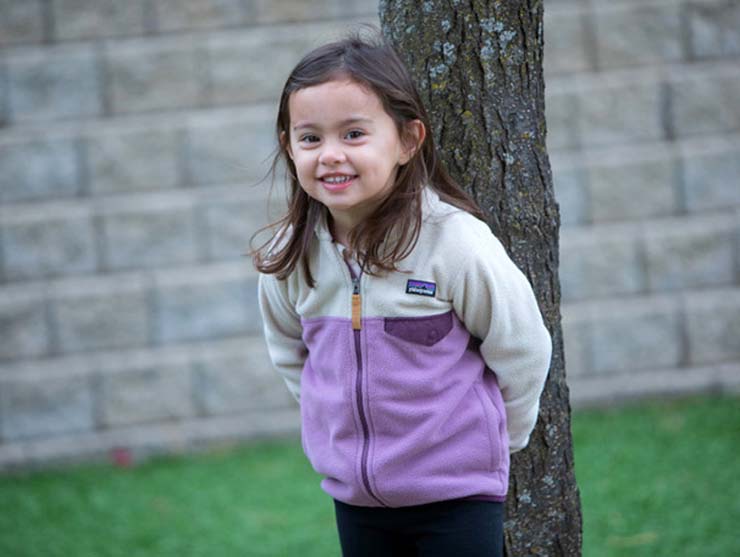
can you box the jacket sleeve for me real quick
[448,223,552,452]
[258,272,306,403]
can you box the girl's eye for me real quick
[345,130,365,140]
[299,134,320,144]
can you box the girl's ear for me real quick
[400,119,426,165]
[280,131,294,160]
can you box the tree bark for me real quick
[379,1,582,555]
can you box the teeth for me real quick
[323,175,352,184]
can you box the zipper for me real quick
[351,276,362,330]
[343,254,385,506]
[354,327,384,506]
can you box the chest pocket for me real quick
[383,311,454,346]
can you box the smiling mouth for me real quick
[320,174,357,190]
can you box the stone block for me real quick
[569,365,737,409]
[686,289,740,364]
[52,0,146,40]
[577,82,663,148]
[251,0,339,22]
[645,216,736,291]
[101,208,198,270]
[719,363,740,393]
[559,230,645,301]
[687,0,740,58]
[0,138,82,203]
[544,11,591,76]
[192,341,291,415]
[2,216,98,280]
[551,165,589,226]
[0,375,94,441]
[589,298,683,374]
[0,63,7,128]
[153,0,248,31]
[560,306,593,378]
[201,194,281,260]
[594,5,683,68]
[587,157,678,222]
[0,292,49,361]
[682,148,740,212]
[2,433,109,471]
[251,0,376,21]
[252,0,380,21]
[205,23,360,105]
[671,73,740,137]
[106,40,202,114]
[736,208,740,280]
[52,281,150,353]
[7,46,102,122]
[244,276,261,329]
[336,0,378,17]
[0,443,25,471]
[183,407,301,448]
[87,125,181,194]
[183,107,275,185]
[0,0,45,45]
[154,271,256,343]
[544,92,579,151]
[98,364,194,427]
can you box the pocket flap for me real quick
[383,311,454,346]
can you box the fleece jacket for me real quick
[258,187,552,508]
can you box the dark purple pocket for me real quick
[383,311,454,346]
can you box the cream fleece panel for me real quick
[438,211,553,452]
[258,272,305,402]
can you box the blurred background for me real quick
[0,0,738,472]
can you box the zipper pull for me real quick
[352,277,361,330]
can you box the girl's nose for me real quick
[318,142,346,165]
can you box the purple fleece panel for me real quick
[300,311,510,508]
[300,317,371,505]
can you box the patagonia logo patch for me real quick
[406,279,436,297]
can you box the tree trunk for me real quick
[379,1,582,555]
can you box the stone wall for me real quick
[545,0,740,404]
[0,0,738,470]
[0,0,376,470]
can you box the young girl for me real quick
[253,31,552,557]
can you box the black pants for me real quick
[334,498,504,557]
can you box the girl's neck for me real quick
[328,213,353,248]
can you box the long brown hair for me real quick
[251,29,483,287]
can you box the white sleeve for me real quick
[258,272,306,403]
[449,225,552,452]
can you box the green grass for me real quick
[1,395,738,557]
[572,394,740,556]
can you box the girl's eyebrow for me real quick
[293,117,373,131]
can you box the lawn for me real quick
[1,395,738,556]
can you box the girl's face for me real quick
[285,79,421,236]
